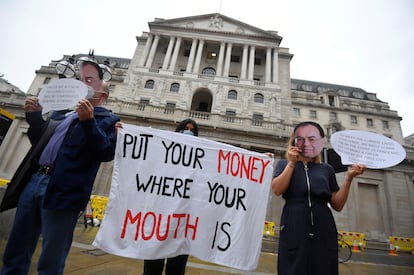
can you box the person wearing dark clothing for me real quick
[0,60,120,275]
[142,118,198,275]
[271,121,366,275]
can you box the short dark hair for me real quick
[293,121,325,137]
[80,60,104,80]
[175,119,199,136]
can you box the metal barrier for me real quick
[90,195,109,221]
[389,236,414,254]
[263,221,275,237]
[0,178,10,187]
[338,230,366,249]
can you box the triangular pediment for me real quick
[149,13,281,41]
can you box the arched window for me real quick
[145,80,154,89]
[227,90,238,100]
[254,93,264,103]
[201,67,216,75]
[170,82,180,92]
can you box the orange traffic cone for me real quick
[389,241,398,256]
[352,236,361,252]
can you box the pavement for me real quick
[0,220,413,275]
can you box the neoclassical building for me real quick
[0,13,413,241]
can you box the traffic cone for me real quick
[389,241,398,256]
[352,236,361,252]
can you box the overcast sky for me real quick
[1,0,413,137]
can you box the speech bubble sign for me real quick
[330,130,406,169]
[38,78,91,114]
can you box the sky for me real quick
[1,0,413,137]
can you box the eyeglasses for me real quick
[294,136,322,146]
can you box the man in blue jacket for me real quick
[0,58,120,275]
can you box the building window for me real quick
[330,112,337,120]
[140,98,150,105]
[230,55,240,63]
[254,93,264,103]
[350,115,358,124]
[320,96,325,104]
[328,95,335,106]
[138,99,150,110]
[43,77,51,84]
[170,83,180,92]
[109,84,115,93]
[227,90,238,100]
[303,84,313,92]
[184,49,191,57]
[293,107,301,117]
[144,80,155,89]
[254,58,262,65]
[165,102,176,114]
[309,110,317,119]
[367,118,374,127]
[207,52,217,60]
[382,120,389,130]
[225,110,236,122]
[252,113,263,126]
[201,67,216,75]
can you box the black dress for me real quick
[273,160,340,275]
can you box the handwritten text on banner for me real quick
[93,124,273,271]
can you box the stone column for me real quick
[169,37,182,71]
[145,34,160,68]
[248,45,255,80]
[241,44,248,80]
[193,39,204,74]
[223,42,232,77]
[186,39,198,72]
[216,42,226,77]
[162,36,175,70]
[272,48,279,83]
[139,34,153,67]
[266,47,272,83]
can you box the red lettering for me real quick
[217,150,271,184]
[218,150,231,174]
[120,210,199,242]
[185,214,199,240]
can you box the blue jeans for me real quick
[1,173,79,275]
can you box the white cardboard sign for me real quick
[38,78,90,114]
[92,124,273,271]
[330,130,406,169]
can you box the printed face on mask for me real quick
[293,125,325,158]
[80,64,103,91]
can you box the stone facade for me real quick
[0,13,413,241]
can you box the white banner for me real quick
[93,124,273,271]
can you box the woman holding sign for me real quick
[271,121,366,275]
[142,118,198,275]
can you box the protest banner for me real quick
[93,124,273,270]
[330,130,406,169]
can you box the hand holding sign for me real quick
[330,130,406,169]
[38,78,92,114]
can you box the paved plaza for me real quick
[0,223,413,274]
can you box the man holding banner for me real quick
[0,57,120,275]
